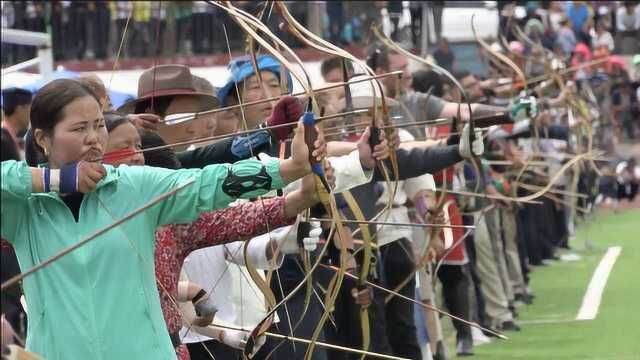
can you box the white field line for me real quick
[575,246,622,320]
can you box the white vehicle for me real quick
[439,1,499,76]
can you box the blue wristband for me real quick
[43,168,51,192]
[59,162,79,193]
[231,131,271,158]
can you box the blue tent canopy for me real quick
[10,70,135,110]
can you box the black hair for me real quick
[366,44,390,71]
[0,128,20,162]
[133,96,173,117]
[139,130,181,170]
[411,69,445,97]
[24,129,45,166]
[2,88,32,116]
[30,79,100,134]
[104,111,131,133]
[320,56,354,78]
[25,79,101,165]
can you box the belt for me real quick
[170,332,181,348]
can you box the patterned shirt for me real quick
[153,197,292,359]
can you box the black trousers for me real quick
[437,264,472,340]
[192,13,214,54]
[514,211,530,285]
[380,238,422,360]
[93,6,111,59]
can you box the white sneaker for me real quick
[471,326,492,346]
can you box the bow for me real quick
[274,4,407,356]
[209,4,361,358]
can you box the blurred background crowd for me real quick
[1,1,638,65]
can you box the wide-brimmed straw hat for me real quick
[117,64,218,114]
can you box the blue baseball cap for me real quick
[218,55,293,107]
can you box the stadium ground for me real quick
[444,208,640,359]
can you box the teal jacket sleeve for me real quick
[1,160,33,242]
[121,157,286,227]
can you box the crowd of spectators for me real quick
[1,1,312,65]
[2,2,637,67]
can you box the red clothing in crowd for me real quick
[153,197,293,360]
[430,124,468,264]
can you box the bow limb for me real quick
[276,5,394,357]
[214,3,304,350]
[472,16,527,94]
[371,25,479,191]
[214,4,347,356]
[277,3,400,189]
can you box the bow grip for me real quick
[296,221,311,250]
[474,112,513,127]
[302,111,324,177]
[369,126,381,152]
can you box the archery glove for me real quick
[193,292,218,318]
[265,95,304,141]
[510,95,538,121]
[459,124,484,158]
[280,220,322,254]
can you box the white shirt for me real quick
[616,6,637,31]
[592,31,614,51]
[180,231,287,344]
[375,130,436,247]
[179,149,373,343]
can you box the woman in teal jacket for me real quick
[0,79,318,359]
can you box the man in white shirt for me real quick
[179,144,378,360]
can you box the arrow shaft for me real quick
[1,179,195,291]
[309,218,475,229]
[319,264,508,340]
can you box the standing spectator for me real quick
[612,81,639,140]
[150,1,167,57]
[110,1,133,58]
[547,1,565,34]
[592,19,614,52]
[387,0,403,41]
[51,1,70,61]
[433,37,455,72]
[1,88,32,153]
[131,1,152,58]
[409,1,423,48]
[69,2,90,60]
[557,17,577,57]
[616,1,639,54]
[175,1,193,55]
[10,1,27,62]
[326,2,344,46]
[23,2,46,59]
[430,1,445,44]
[191,1,214,55]
[92,1,111,60]
[566,1,592,44]
[1,1,15,64]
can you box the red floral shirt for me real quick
[153,197,293,359]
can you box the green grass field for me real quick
[465,209,640,359]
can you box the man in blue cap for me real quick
[218,55,294,130]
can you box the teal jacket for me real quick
[1,159,285,359]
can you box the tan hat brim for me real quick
[117,91,219,115]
